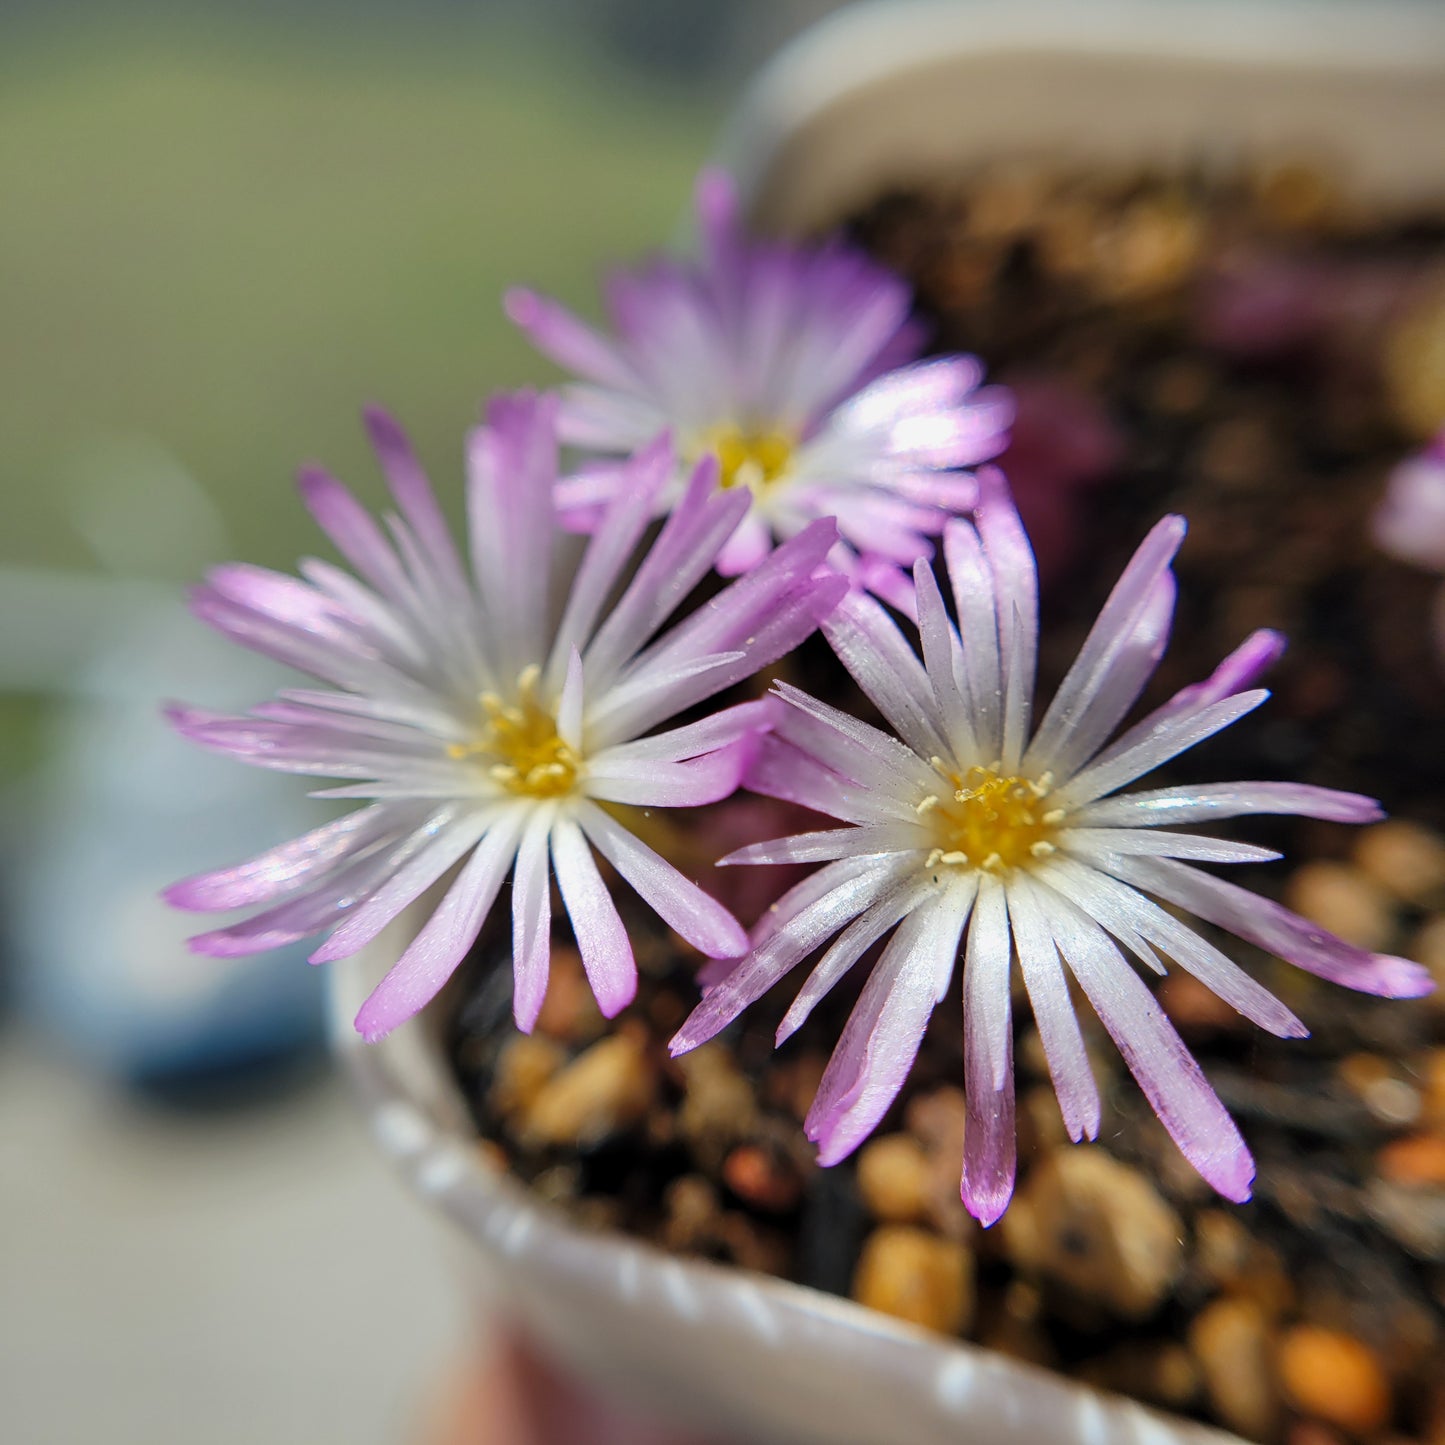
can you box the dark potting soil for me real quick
[448,162,1445,1444]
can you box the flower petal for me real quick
[1005,875,1100,1143]
[309,808,499,963]
[551,814,636,1019]
[1115,853,1434,999]
[807,886,971,1167]
[1072,781,1384,829]
[510,805,555,1032]
[1048,892,1255,1201]
[671,855,902,1052]
[576,800,747,960]
[961,875,1016,1225]
[353,810,526,1041]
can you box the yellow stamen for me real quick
[921,763,1060,875]
[704,424,795,493]
[448,666,581,799]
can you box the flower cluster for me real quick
[169,170,1429,1221]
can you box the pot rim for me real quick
[716,0,1445,238]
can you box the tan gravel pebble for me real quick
[904,1085,969,1153]
[1286,1423,1348,1445]
[856,1134,932,1224]
[1189,1296,1279,1441]
[1277,1325,1392,1437]
[1001,1147,1184,1319]
[533,945,607,1043]
[762,1049,828,1124]
[851,1225,975,1336]
[1337,1053,1422,1129]
[519,1031,655,1149]
[1283,861,1396,953]
[675,1043,759,1168]
[1158,972,1248,1034]
[903,1085,974,1239]
[1353,820,1445,905]
[1192,1209,1294,1317]
[487,1034,567,1119]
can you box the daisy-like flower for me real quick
[165,392,846,1041]
[672,471,1432,1224]
[506,170,1012,610]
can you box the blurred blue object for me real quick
[5,573,326,1083]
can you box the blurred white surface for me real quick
[0,1033,468,1445]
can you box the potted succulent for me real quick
[165,5,1445,1443]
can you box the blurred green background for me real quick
[0,9,725,581]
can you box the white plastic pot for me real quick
[334,6,1445,1443]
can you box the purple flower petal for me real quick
[1117,853,1434,999]
[577,800,747,960]
[1073,781,1384,829]
[808,888,970,1166]
[353,812,526,1042]
[308,809,499,963]
[510,807,555,1032]
[960,876,1016,1225]
[1049,894,1254,1202]
[1024,516,1185,778]
[504,286,638,390]
[1005,876,1100,1143]
[551,816,636,1019]
[164,803,405,912]
[822,591,950,760]
[671,855,901,1053]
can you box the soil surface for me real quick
[449,161,1445,1445]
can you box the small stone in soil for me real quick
[1189,1296,1281,1442]
[1377,1133,1445,1188]
[487,1034,567,1120]
[1001,1147,1184,1321]
[1283,861,1397,954]
[851,1225,975,1336]
[517,1030,655,1150]
[722,1143,803,1214]
[1354,821,1445,907]
[1191,1209,1295,1319]
[1277,1325,1392,1438]
[856,1134,932,1224]
[533,945,608,1045]
[1422,1048,1445,1127]
[660,1174,723,1256]
[674,1043,760,1171]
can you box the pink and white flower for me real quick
[166,393,845,1041]
[507,171,1012,611]
[672,471,1432,1224]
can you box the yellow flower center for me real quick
[918,763,1063,874]
[448,665,581,799]
[707,425,795,493]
